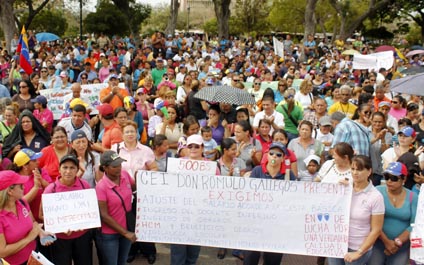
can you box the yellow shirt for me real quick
[328,102,357,119]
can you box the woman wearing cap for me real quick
[12,80,36,112]
[69,129,101,188]
[96,150,136,265]
[123,96,144,137]
[31,95,54,134]
[0,170,52,264]
[2,110,51,159]
[38,126,70,181]
[234,120,262,172]
[369,162,418,265]
[382,126,417,172]
[315,142,354,183]
[243,142,295,264]
[171,134,220,265]
[40,154,93,264]
[10,148,51,222]
[327,155,384,265]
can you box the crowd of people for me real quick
[0,30,424,265]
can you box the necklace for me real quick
[387,189,404,206]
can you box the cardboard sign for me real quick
[135,171,352,257]
[42,189,101,233]
[166,158,217,175]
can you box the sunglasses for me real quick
[187,144,201,149]
[364,111,371,115]
[384,174,403,182]
[81,77,87,80]
[391,101,399,104]
[41,70,47,73]
[269,151,283,157]
[233,79,240,82]
[254,83,261,85]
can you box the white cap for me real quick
[304,154,321,166]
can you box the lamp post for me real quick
[187,5,190,33]
[79,0,83,40]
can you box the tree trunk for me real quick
[329,0,392,40]
[303,0,318,41]
[213,0,231,39]
[0,0,17,53]
[165,0,179,36]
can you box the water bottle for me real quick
[233,167,240,177]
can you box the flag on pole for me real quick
[18,26,33,75]
[273,37,284,59]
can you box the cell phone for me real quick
[40,234,56,246]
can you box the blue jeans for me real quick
[97,233,131,265]
[170,244,201,265]
[327,248,372,265]
[368,239,410,265]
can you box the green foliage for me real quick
[142,4,169,33]
[268,0,306,32]
[232,0,271,34]
[20,9,68,36]
[84,2,129,36]
[363,27,394,40]
[128,3,152,35]
[203,18,218,36]
[406,24,422,45]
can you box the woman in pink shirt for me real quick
[96,151,136,265]
[0,170,52,265]
[40,154,92,264]
[389,95,407,121]
[98,58,111,83]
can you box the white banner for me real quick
[135,171,352,257]
[42,189,101,233]
[166,157,217,175]
[273,37,284,58]
[352,51,394,71]
[39,89,72,120]
[411,185,424,262]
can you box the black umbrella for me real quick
[194,85,256,105]
[391,72,424,96]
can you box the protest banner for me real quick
[42,189,101,234]
[135,171,352,258]
[411,185,424,263]
[273,37,284,58]
[166,157,217,175]
[352,51,394,72]
[41,82,126,119]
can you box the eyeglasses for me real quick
[384,174,403,182]
[41,70,47,73]
[391,101,399,104]
[278,84,285,87]
[187,144,201,149]
[269,151,283,157]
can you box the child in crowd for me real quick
[201,126,218,160]
[299,154,320,181]
[148,100,168,140]
[315,116,334,159]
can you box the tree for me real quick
[165,0,179,36]
[268,0,306,33]
[212,0,231,38]
[328,0,392,40]
[304,0,319,40]
[0,0,50,52]
[110,0,151,36]
[232,0,271,34]
[84,2,129,36]
[385,0,424,44]
[20,9,67,36]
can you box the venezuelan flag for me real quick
[18,26,33,75]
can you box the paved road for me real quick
[109,244,320,265]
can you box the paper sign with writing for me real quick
[135,171,352,257]
[42,189,101,233]
[166,157,217,175]
[39,89,73,120]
